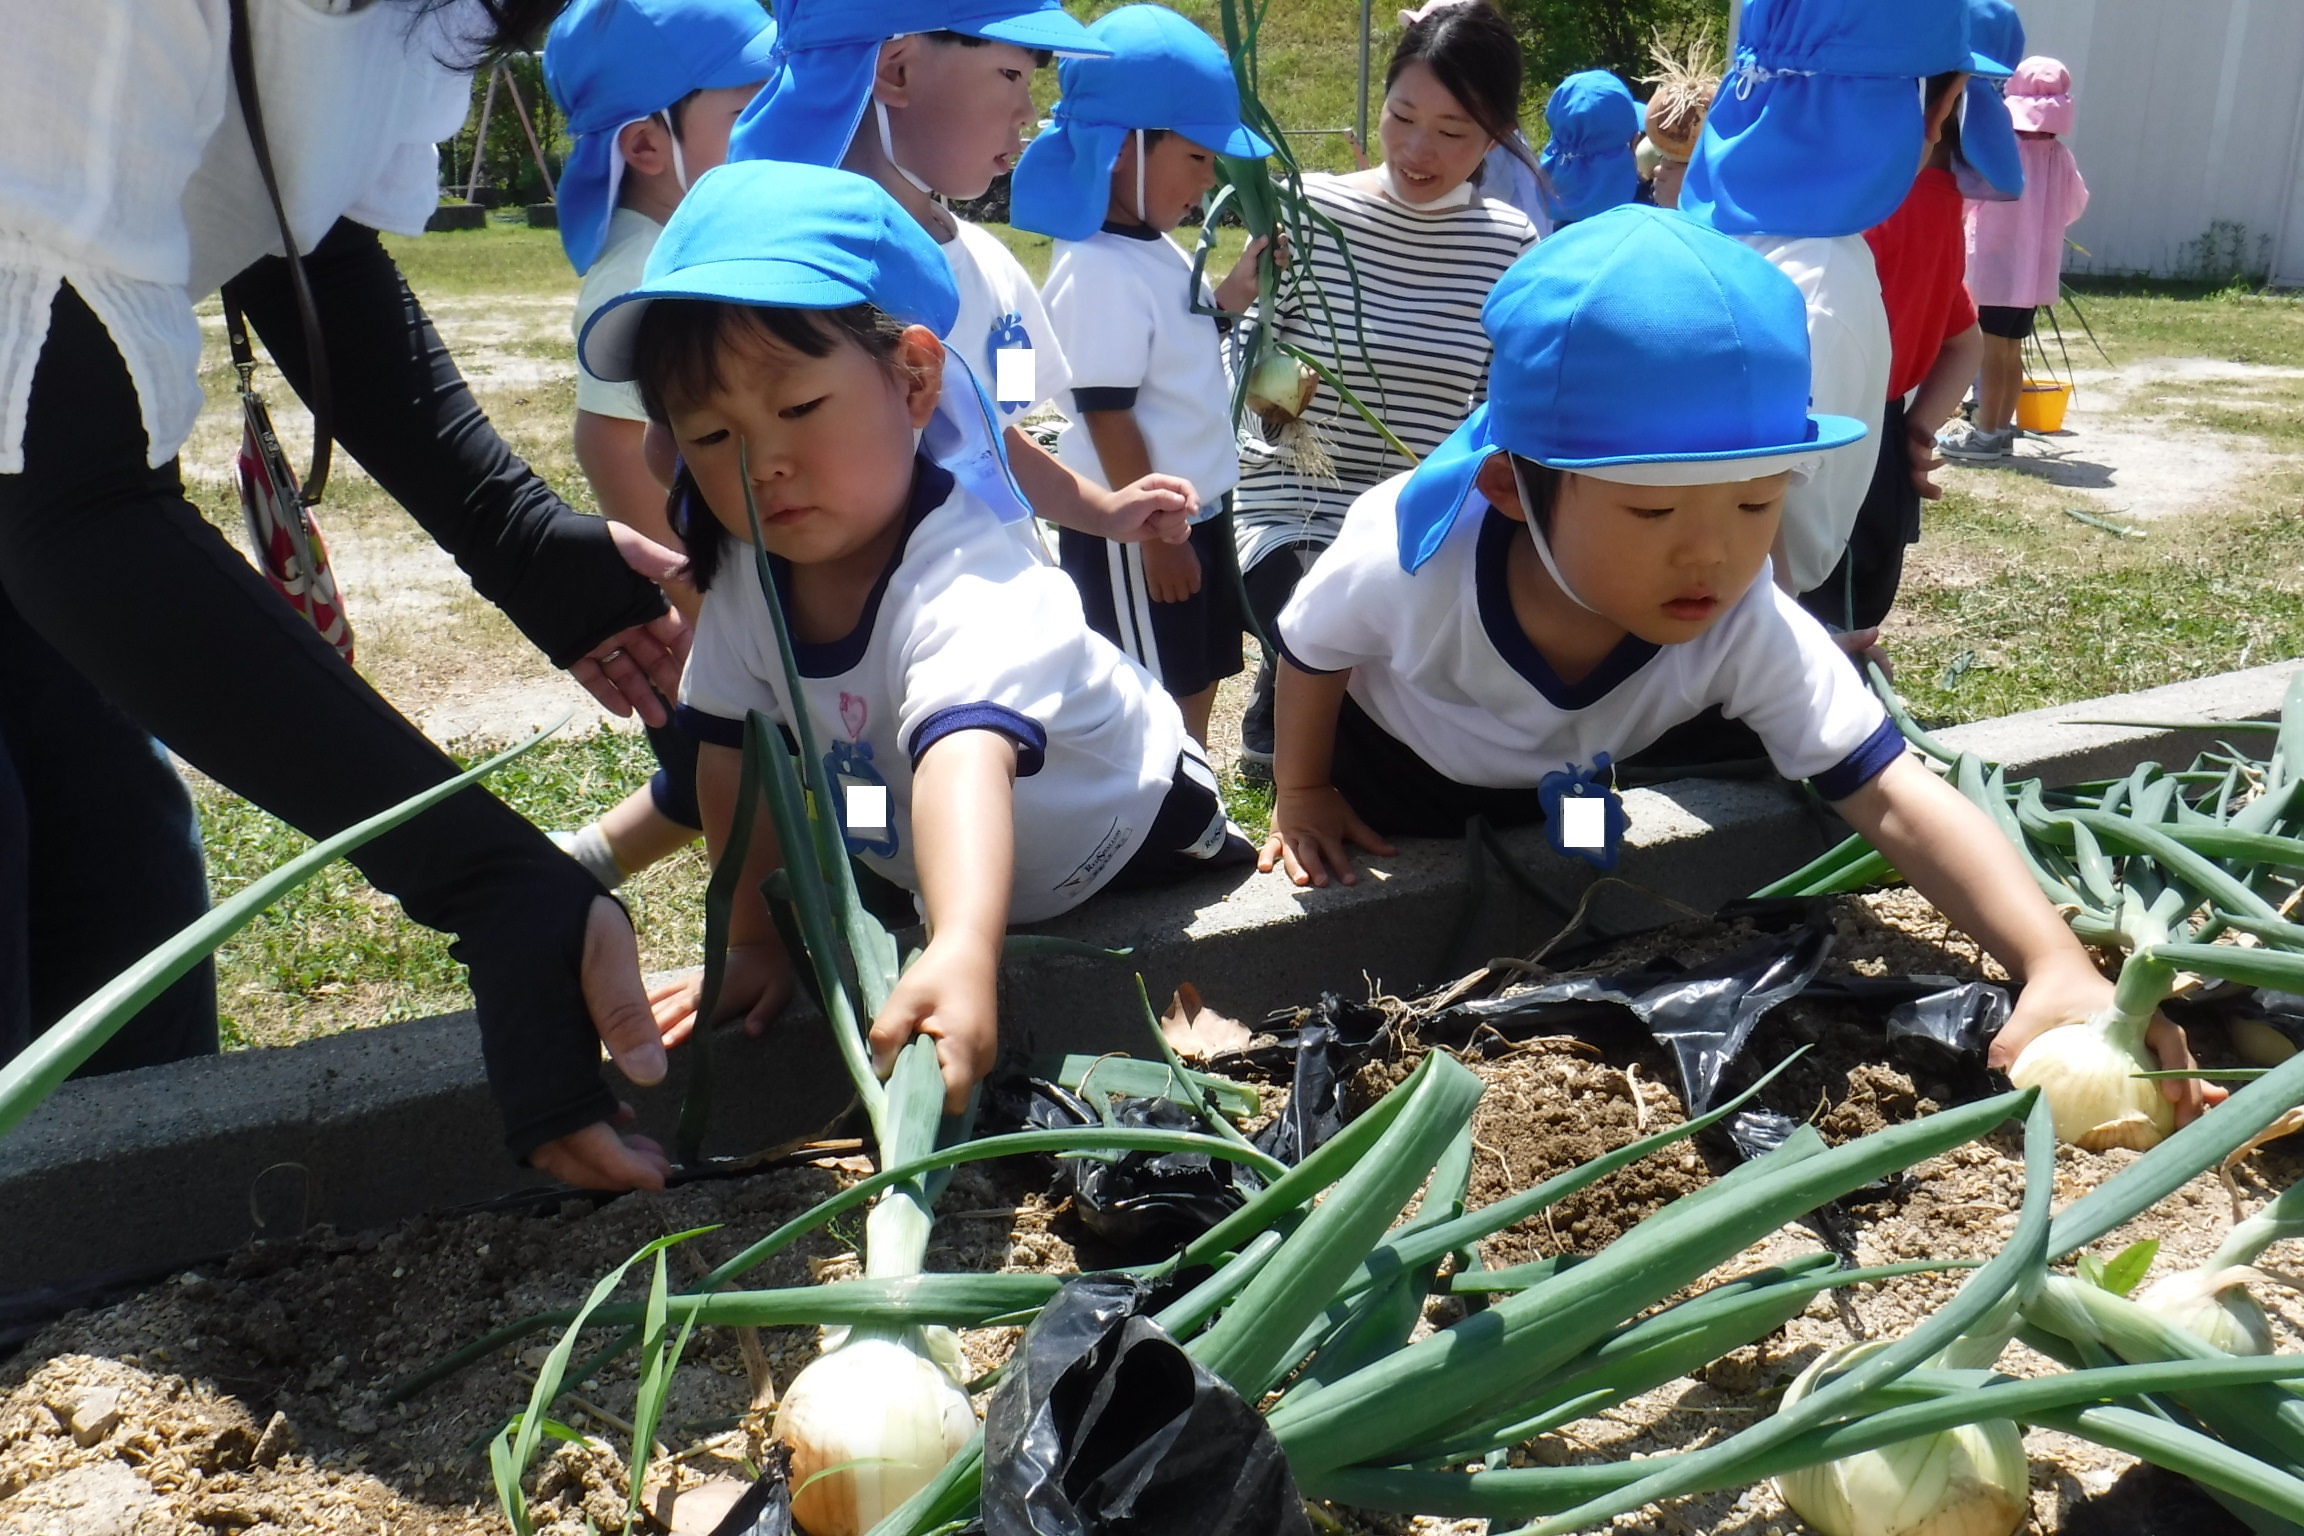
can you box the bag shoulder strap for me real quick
[226,0,333,506]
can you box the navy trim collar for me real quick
[1474,508,1660,709]
[768,454,955,678]
[1099,218,1166,241]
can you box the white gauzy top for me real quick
[1275,473,1903,798]
[1044,223,1238,513]
[0,0,478,473]
[1741,233,1892,598]
[573,208,663,422]
[678,456,1187,921]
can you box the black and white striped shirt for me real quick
[1234,172,1537,571]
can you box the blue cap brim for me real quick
[1956,85,2025,199]
[1391,403,1871,572]
[579,257,895,381]
[964,10,1112,54]
[1183,122,1275,160]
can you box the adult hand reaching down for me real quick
[569,610,691,727]
[528,895,679,1191]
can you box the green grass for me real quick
[2057,279,2304,369]
[200,731,706,1049]
[381,218,578,299]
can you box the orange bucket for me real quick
[2016,378,2071,433]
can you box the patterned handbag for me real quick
[224,0,352,662]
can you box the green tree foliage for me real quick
[443,53,566,207]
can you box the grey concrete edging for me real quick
[4,661,2300,1294]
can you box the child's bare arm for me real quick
[1005,424,1194,546]
[1833,753,2207,1123]
[1081,409,1202,602]
[1905,324,1983,501]
[649,741,796,1045]
[1259,661,1394,888]
[574,410,680,548]
[874,730,1018,1108]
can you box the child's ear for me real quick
[897,325,945,426]
[1474,451,1527,522]
[617,117,669,177]
[874,36,916,108]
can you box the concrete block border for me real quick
[4,661,2298,1295]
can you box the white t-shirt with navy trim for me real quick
[1274,473,1903,799]
[1043,223,1239,514]
[943,218,1072,430]
[678,456,1185,921]
[572,207,662,423]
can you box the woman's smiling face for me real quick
[1377,59,1494,203]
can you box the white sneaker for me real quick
[1938,423,2015,461]
[550,823,626,890]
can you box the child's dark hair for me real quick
[1926,71,1966,160]
[1510,455,1563,535]
[924,29,1054,68]
[1387,2,1534,172]
[632,300,912,593]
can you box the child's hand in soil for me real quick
[868,935,999,1111]
[1143,535,1202,603]
[1989,954,2221,1126]
[647,941,797,1049]
[1260,784,1395,889]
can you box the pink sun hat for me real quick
[2006,56,2076,136]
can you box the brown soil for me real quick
[4,891,2297,1535]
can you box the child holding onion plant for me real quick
[1258,206,2206,1118]
[1009,4,1278,746]
[581,161,1245,1108]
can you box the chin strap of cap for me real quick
[1513,457,1603,616]
[877,98,940,197]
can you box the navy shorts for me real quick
[1058,503,1246,699]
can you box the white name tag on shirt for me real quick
[845,785,890,834]
[995,346,1035,407]
[1559,795,1608,850]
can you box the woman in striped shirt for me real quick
[1234,0,1538,775]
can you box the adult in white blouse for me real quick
[0,0,680,1191]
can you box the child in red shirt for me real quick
[1805,76,1986,634]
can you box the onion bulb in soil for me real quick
[2005,952,2177,1151]
[773,1328,976,1536]
[1245,351,1337,484]
[2135,1266,2277,1356]
[1775,1342,2029,1536]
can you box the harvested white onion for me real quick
[773,1330,977,1536]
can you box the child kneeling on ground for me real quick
[1012,3,1277,745]
[1258,205,2203,1112]
[581,162,1247,1107]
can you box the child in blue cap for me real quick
[1259,207,2201,1108]
[1537,70,1644,228]
[581,161,1246,1108]
[542,0,779,891]
[726,0,1199,553]
[1827,0,2023,634]
[1011,5,1276,748]
[1679,0,2009,651]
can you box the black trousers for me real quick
[0,223,669,1155]
[1802,395,1919,634]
